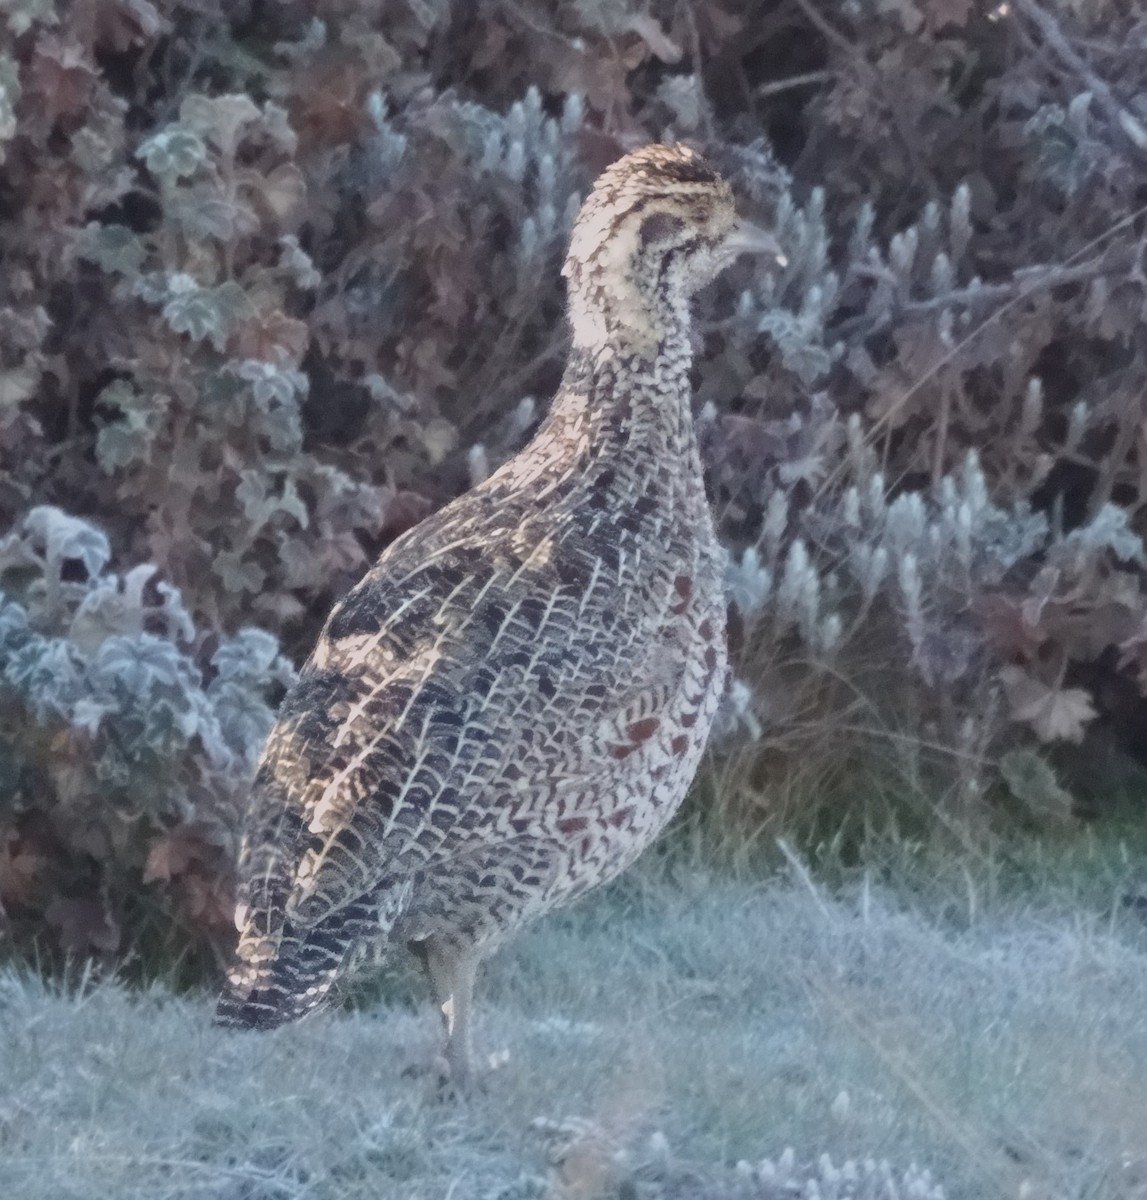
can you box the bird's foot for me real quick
[400,1051,486,1101]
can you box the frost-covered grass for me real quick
[3,862,1147,1200]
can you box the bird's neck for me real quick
[551,320,698,467]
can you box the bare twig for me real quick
[789,0,857,56]
[497,0,580,47]
[755,70,836,100]
[833,255,1126,340]
[679,0,715,141]
[814,197,1147,498]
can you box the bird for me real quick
[214,143,783,1090]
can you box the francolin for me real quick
[215,143,782,1090]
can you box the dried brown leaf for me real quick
[26,36,98,120]
[231,311,310,366]
[0,831,48,907]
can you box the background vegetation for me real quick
[2,0,1147,973]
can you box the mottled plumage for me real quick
[215,144,781,1088]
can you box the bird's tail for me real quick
[214,885,412,1030]
[214,981,312,1031]
[213,951,324,1031]
[214,922,342,1031]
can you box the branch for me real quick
[834,257,1123,339]
[1014,0,1147,161]
[755,70,836,100]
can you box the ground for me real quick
[3,859,1147,1200]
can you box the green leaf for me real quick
[137,126,208,182]
[211,281,255,336]
[3,636,85,720]
[24,506,111,577]
[212,627,282,680]
[0,362,39,408]
[0,57,21,158]
[5,0,57,37]
[162,281,252,351]
[95,632,199,695]
[235,471,310,531]
[235,359,308,409]
[262,403,302,452]
[168,184,258,242]
[96,423,150,472]
[94,380,160,471]
[214,550,265,595]
[208,678,275,761]
[200,369,249,424]
[0,596,31,654]
[162,288,220,343]
[999,748,1076,825]
[78,223,146,276]
[277,479,309,528]
[180,93,260,155]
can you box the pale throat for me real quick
[566,268,693,362]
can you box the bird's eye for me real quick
[639,211,686,248]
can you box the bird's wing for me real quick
[235,509,688,942]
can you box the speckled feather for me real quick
[216,145,738,1057]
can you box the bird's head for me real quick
[563,143,782,355]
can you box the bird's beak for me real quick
[726,220,787,266]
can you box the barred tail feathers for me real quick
[214,881,415,1031]
[214,925,341,1030]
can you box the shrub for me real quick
[0,506,292,970]
[2,0,1147,963]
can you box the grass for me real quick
[4,846,1147,1199]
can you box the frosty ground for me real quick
[3,861,1147,1200]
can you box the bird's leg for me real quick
[423,939,479,1094]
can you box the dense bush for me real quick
[2,0,1147,963]
[0,505,293,972]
